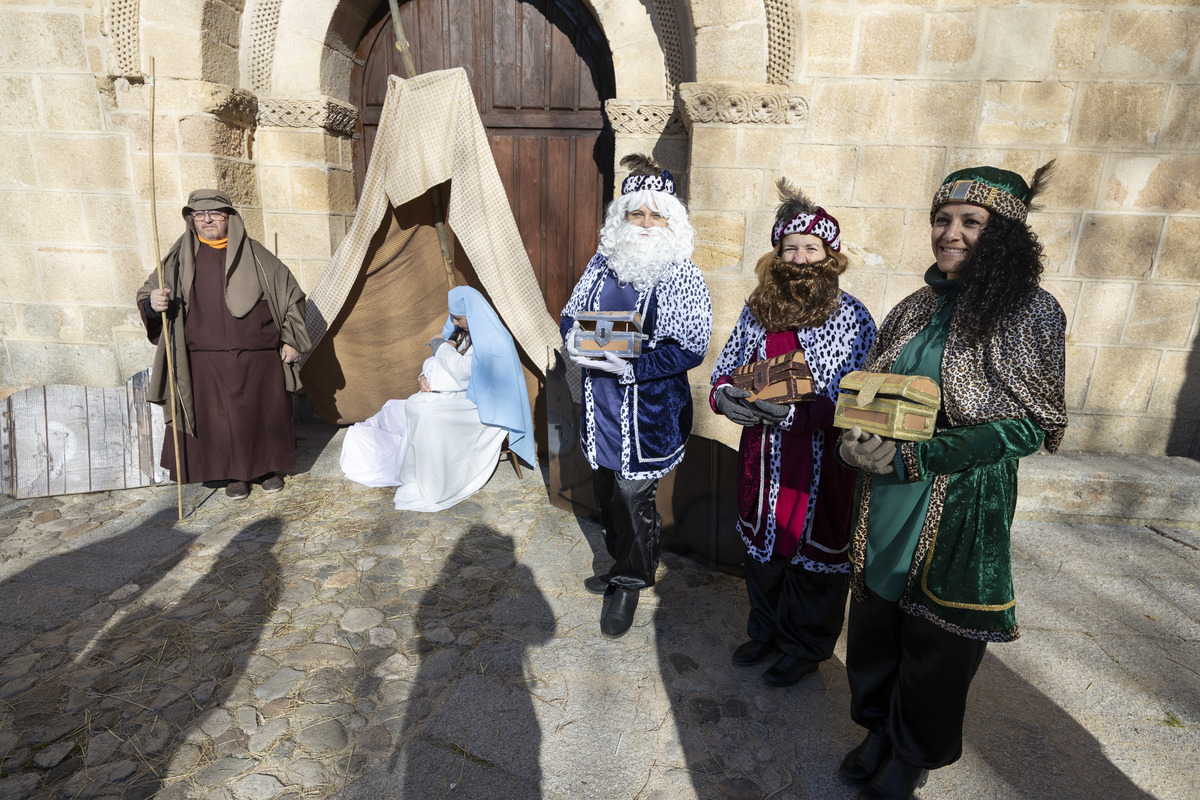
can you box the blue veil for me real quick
[442,286,536,467]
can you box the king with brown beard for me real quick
[709,178,877,687]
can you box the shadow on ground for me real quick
[345,524,556,800]
[0,516,281,797]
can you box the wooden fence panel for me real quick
[0,370,166,499]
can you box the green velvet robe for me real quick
[848,267,1068,642]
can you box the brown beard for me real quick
[747,254,842,331]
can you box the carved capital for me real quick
[605,99,686,136]
[207,88,259,130]
[257,97,359,138]
[678,82,809,127]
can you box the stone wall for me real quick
[681,0,1200,458]
[0,0,355,398]
[1,0,1197,457]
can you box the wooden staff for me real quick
[387,0,456,289]
[148,57,185,520]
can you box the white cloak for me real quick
[340,342,506,511]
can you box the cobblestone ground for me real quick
[0,426,1196,800]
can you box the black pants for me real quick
[592,467,661,590]
[744,555,849,662]
[846,587,987,769]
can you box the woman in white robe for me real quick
[340,287,536,512]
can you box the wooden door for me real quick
[351,0,615,316]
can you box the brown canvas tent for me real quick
[300,68,562,425]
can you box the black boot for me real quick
[838,730,891,785]
[601,587,639,637]
[761,654,818,687]
[731,639,776,667]
[858,756,929,800]
[583,574,612,594]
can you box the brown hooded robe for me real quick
[136,189,312,483]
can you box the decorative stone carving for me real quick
[248,0,283,94]
[647,0,688,92]
[678,83,809,126]
[605,100,686,136]
[764,0,797,86]
[104,0,141,78]
[258,97,359,138]
[207,88,259,129]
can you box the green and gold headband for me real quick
[930,163,1054,224]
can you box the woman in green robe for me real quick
[835,164,1069,800]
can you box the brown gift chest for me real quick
[727,350,816,404]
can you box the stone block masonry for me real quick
[0,0,1197,460]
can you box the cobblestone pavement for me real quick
[0,424,1196,800]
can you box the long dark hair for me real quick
[953,214,1045,345]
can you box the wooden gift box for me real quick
[573,311,648,359]
[728,350,816,404]
[833,371,941,441]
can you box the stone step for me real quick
[1017,451,1200,529]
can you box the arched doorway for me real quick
[350,0,616,316]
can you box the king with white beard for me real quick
[560,154,713,638]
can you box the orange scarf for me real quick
[198,236,228,249]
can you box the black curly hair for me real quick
[952,214,1045,345]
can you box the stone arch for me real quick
[250,0,684,110]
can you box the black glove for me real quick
[838,426,896,474]
[715,387,760,427]
[750,398,790,426]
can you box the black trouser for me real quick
[846,586,987,769]
[744,555,849,662]
[592,467,661,590]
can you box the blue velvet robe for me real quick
[560,254,712,480]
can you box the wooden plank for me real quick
[448,0,476,91]
[573,131,602,288]
[548,5,578,110]
[517,134,545,283]
[44,384,90,496]
[491,0,519,109]
[0,395,13,498]
[86,385,129,492]
[544,135,573,314]
[415,0,443,75]
[127,368,157,487]
[520,2,547,110]
[10,386,48,499]
[488,133,518,212]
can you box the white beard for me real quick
[603,223,691,292]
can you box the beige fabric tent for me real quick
[301,68,562,424]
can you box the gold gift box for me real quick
[833,371,941,441]
[573,311,648,359]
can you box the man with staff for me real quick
[137,189,311,500]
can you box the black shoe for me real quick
[731,639,776,667]
[601,587,639,637]
[839,731,892,785]
[584,574,612,594]
[225,480,249,500]
[762,654,818,687]
[261,473,284,493]
[858,757,929,800]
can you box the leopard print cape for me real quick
[864,285,1067,450]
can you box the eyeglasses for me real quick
[190,211,228,221]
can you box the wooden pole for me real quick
[387,0,456,290]
[148,58,185,521]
